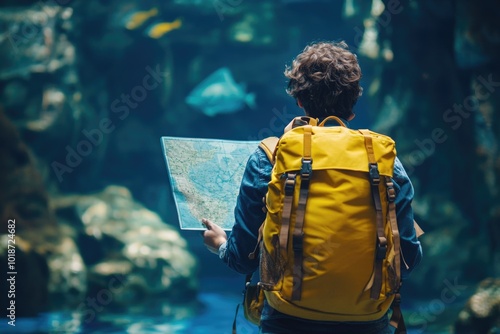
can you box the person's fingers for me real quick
[203,219,225,235]
[201,218,212,230]
[200,218,227,256]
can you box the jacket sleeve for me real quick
[393,157,423,280]
[221,147,272,274]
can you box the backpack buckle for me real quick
[284,173,296,196]
[368,163,380,185]
[386,181,396,202]
[300,158,313,179]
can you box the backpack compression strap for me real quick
[386,178,402,284]
[258,137,295,257]
[390,293,407,334]
[359,129,387,300]
[291,125,313,301]
[259,128,313,302]
[360,130,406,333]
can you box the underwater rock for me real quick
[0,79,29,110]
[454,0,500,69]
[342,0,373,20]
[54,185,199,310]
[0,108,60,247]
[45,236,87,310]
[0,235,49,317]
[0,4,75,80]
[0,3,93,192]
[226,2,277,46]
[455,278,500,334]
[0,108,87,315]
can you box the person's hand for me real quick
[201,218,227,255]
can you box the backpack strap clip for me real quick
[300,158,313,179]
[369,163,380,185]
[386,181,396,202]
[284,173,296,196]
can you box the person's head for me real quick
[284,41,362,120]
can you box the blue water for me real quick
[0,277,258,334]
[0,276,455,334]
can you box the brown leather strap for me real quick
[302,125,312,159]
[370,186,385,301]
[386,178,401,285]
[359,129,387,300]
[359,130,378,164]
[291,126,313,301]
[390,293,407,333]
[291,175,308,301]
[280,173,296,253]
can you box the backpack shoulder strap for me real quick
[259,136,279,165]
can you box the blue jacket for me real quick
[218,131,423,330]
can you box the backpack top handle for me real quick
[318,116,347,127]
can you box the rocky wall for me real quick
[0,0,499,331]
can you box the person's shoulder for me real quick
[245,144,272,169]
[393,157,412,183]
[255,146,273,169]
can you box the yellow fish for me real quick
[125,8,159,30]
[146,18,182,39]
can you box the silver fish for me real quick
[185,67,256,117]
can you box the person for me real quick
[202,41,423,334]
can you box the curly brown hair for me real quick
[284,41,363,120]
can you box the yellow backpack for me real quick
[257,116,404,325]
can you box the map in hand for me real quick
[161,137,260,230]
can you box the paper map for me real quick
[161,137,260,230]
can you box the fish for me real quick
[185,67,256,117]
[145,18,182,39]
[124,7,159,30]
